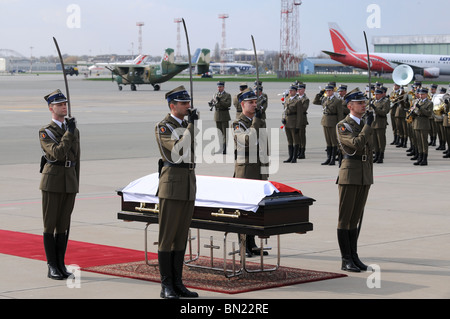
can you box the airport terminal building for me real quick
[373,34,450,55]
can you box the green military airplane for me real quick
[96,48,210,91]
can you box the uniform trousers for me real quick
[338,185,370,230]
[158,198,194,252]
[285,127,300,146]
[216,121,229,145]
[323,126,337,147]
[373,128,387,152]
[414,129,430,154]
[42,191,76,234]
[395,117,407,138]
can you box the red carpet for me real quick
[0,229,157,268]
[84,257,347,294]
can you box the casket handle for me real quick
[211,208,241,219]
[135,203,159,214]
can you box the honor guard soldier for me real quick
[337,85,349,120]
[39,89,80,280]
[296,83,309,159]
[254,80,268,127]
[443,94,450,158]
[371,87,390,163]
[233,83,248,119]
[282,85,302,163]
[411,87,433,166]
[232,88,269,257]
[210,81,232,154]
[336,88,374,272]
[155,85,199,299]
[313,84,342,165]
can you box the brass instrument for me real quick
[390,89,406,107]
[208,91,223,111]
[406,99,419,123]
[432,93,446,119]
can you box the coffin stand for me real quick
[117,173,315,277]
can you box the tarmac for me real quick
[1,74,449,301]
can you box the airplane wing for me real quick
[389,60,424,74]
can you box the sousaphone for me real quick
[392,64,414,86]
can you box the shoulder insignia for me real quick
[41,132,47,139]
[159,126,167,134]
[341,123,353,133]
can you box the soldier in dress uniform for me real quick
[232,87,269,257]
[392,84,408,148]
[337,84,349,121]
[233,83,248,119]
[155,85,199,299]
[443,95,450,158]
[313,84,342,165]
[434,87,447,151]
[296,83,309,159]
[371,87,390,163]
[39,89,80,280]
[210,81,232,154]
[429,84,439,146]
[282,85,301,163]
[411,87,433,166]
[336,88,374,272]
[406,82,421,159]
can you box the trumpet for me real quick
[208,91,223,111]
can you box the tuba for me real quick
[432,93,447,120]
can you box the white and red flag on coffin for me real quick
[121,173,302,213]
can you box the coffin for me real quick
[117,173,315,237]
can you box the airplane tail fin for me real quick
[328,22,358,54]
[195,48,211,75]
[161,48,175,65]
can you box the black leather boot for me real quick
[348,229,368,271]
[337,229,360,272]
[55,233,73,279]
[172,251,198,298]
[419,153,428,166]
[322,146,331,165]
[373,151,380,163]
[247,235,268,256]
[291,145,299,163]
[328,146,337,165]
[43,233,64,280]
[283,145,294,163]
[158,251,179,299]
[413,153,423,165]
[376,152,384,164]
[298,147,305,159]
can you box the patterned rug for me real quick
[83,256,347,294]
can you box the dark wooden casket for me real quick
[117,174,314,237]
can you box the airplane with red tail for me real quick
[322,22,450,79]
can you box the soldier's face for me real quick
[241,99,257,117]
[171,101,191,119]
[348,100,366,117]
[49,102,67,117]
[326,89,333,96]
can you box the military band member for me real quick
[155,85,199,299]
[406,83,419,158]
[443,96,450,158]
[411,87,433,166]
[233,83,248,119]
[232,88,269,257]
[371,87,390,163]
[283,85,301,163]
[336,88,374,272]
[313,84,342,165]
[392,84,408,148]
[39,89,80,280]
[296,83,309,159]
[429,84,438,146]
[210,81,232,154]
[436,88,448,152]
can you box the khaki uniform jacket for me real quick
[412,99,433,130]
[284,95,302,129]
[213,91,232,122]
[233,94,242,116]
[232,114,268,180]
[155,114,197,201]
[39,121,80,194]
[336,115,374,185]
[298,94,310,126]
[313,94,342,127]
[372,97,390,129]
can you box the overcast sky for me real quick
[1,0,449,58]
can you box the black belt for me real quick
[342,154,367,162]
[163,161,196,170]
[48,160,77,167]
